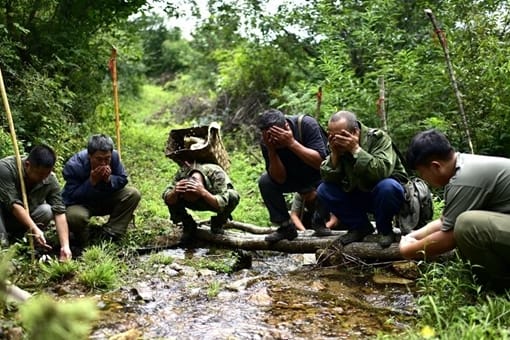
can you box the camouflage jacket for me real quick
[162,163,238,210]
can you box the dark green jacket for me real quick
[0,156,65,215]
[320,122,407,192]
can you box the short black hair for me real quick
[27,145,56,168]
[87,134,114,154]
[257,109,286,131]
[406,129,455,169]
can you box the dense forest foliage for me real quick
[2,1,510,337]
[1,0,510,156]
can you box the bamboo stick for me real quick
[0,68,35,262]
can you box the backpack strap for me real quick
[391,141,411,174]
[297,114,305,143]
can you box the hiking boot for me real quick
[378,232,395,248]
[90,227,121,243]
[338,224,375,246]
[311,211,332,236]
[313,225,332,237]
[180,217,198,246]
[210,216,226,235]
[265,224,298,243]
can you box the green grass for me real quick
[77,244,123,290]
[116,84,271,247]
[207,281,222,299]
[147,253,174,265]
[39,260,79,282]
[379,257,510,339]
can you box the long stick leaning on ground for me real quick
[109,46,122,160]
[425,9,474,154]
[0,68,35,262]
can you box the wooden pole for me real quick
[109,46,122,160]
[425,9,474,154]
[0,68,35,262]
[377,76,387,131]
[316,86,322,120]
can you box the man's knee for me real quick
[125,187,141,204]
[454,211,480,244]
[258,173,272,191]
[228,190,240,209]
[66,205,89,229]
[31,204,54,227]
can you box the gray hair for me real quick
[329,110,359,132]
[87,134,114,154]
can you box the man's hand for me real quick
[99,165,111,182]
[263,125,294,149]
[90,165,111,185]
[184,177,205,197]
[399,234,418,248]
[59,245,72,262]
[329,129,359,154]
[30,225,52,250]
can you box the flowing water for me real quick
[91,248,416,339]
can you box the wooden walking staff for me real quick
[425,9,474,154]
[109,46,122,160]
[0,68,35,261]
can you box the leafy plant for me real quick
[207,281,222,299]
[19,294,98,340]
[78,244,123,290]
[148,253,174,265]
[39,259,78,282]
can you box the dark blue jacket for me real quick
[62,149,128,206]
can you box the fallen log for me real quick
[223,220,276,234]
[194,224,405,260]
[1,280,32,303]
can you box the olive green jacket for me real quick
[320,122,407,192]
[0,156,65,215]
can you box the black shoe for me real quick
[210,216,226,235]
[378,232,395,248]
[339,224,374,246]
[265,224,298,243]
[180,217,197,246]
[313,225,332,237]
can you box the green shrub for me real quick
[19,294,98,340]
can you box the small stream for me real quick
[91,248,416,339]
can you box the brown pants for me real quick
[66,187,141,237]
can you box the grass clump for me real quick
[385,256,510,339]
[148,253,174,265]
[40,260,79,282]
[207,281,222,299]
[185,257,234,274]
[77,244,123,290]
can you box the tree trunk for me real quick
[196,220,404,260]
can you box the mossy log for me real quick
[193,220,405,261]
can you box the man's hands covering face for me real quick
[262,125,294,149]
[328,129,359,154]
[90,165,111,185]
